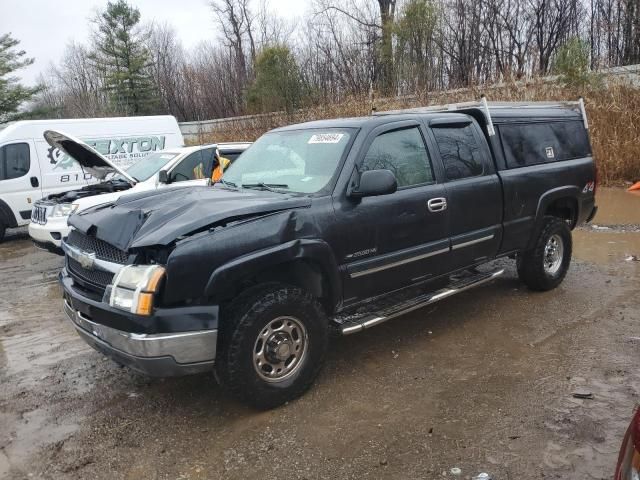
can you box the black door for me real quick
[427,117,502,270]
[333,122,451,305]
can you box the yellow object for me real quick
[136,292,154,316]
[147,268,166,292]
[212,156,231,182]
[137,267,165,315]
[193,162,205,179]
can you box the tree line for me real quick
[2,0,640,123]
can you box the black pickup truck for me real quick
[59,99,597,408]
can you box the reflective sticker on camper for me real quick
[545,147,555,159]
[308,133,345,144]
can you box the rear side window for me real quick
[499,121,591,168]
[0,143,30,181]
[361,127,434,188]
[432,125,484,180]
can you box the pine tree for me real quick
[0,33,41,122]
[91,1,157,115]
[246,46,304,113]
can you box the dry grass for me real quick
[199,79,640,185]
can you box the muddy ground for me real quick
[1,187,639,480]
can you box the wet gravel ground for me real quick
[1,188,640,480]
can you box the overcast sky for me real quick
[1,0,309,86]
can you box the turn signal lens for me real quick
[146,268,165,292]
[135,293,154,316]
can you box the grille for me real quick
[31,205,48,225]
[67,230,129,264]
[67,257,115,293]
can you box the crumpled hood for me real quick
[69,186,312,251]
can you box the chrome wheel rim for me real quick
[253,316,308,383]
[544,234,564,275]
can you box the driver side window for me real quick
[361,127,433,188]
[0,143,30,181]
[170,150,210,182]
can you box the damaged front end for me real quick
[59,185,312,376]
[60,226,220,376]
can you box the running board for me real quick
[336,269,504,335]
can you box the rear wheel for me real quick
[517,216,572,291]
[216,283,329,409]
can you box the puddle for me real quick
[593,187,640,226]
[0,448,9,479]
[2,408,79,474]
[1,329,88,386]
[574,230,640,265]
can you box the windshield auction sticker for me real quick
[308,133,345,144]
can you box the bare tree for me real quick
[27,0,640,122]
[210,0,253,86]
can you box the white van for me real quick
[0,116,183,241]
[29,130,250,250]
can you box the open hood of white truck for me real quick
[43,130,137,184]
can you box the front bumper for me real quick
[29,217,70,248]
[61,271,218,377]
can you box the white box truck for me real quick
[0,116,183,242]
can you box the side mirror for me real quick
[350,169,397,198]
[158,169,170,184]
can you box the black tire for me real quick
[0,221,5,243]
[517,216,572,291]
[216,282,329,409]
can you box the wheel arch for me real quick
[528,186,580,249]
[205,239,342,314]
[0,198,18,229]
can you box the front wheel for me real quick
[517,216,572,291]
[216,283,329,409]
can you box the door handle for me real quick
[427,197,447,212]
[30,176,39,188]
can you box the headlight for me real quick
[107,265,165,316]
[50,203,79,218]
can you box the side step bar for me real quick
[337,269,504,335]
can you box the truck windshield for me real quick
[125,152,179,181]
[222,128,354,194]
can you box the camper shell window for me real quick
[498,121,591,169]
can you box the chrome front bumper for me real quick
[63,299,217,376]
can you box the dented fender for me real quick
[160,201,339,307]
[204,238,342,308]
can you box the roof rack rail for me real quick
[373,96,589,135]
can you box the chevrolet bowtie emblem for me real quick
[71,248,96,269]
